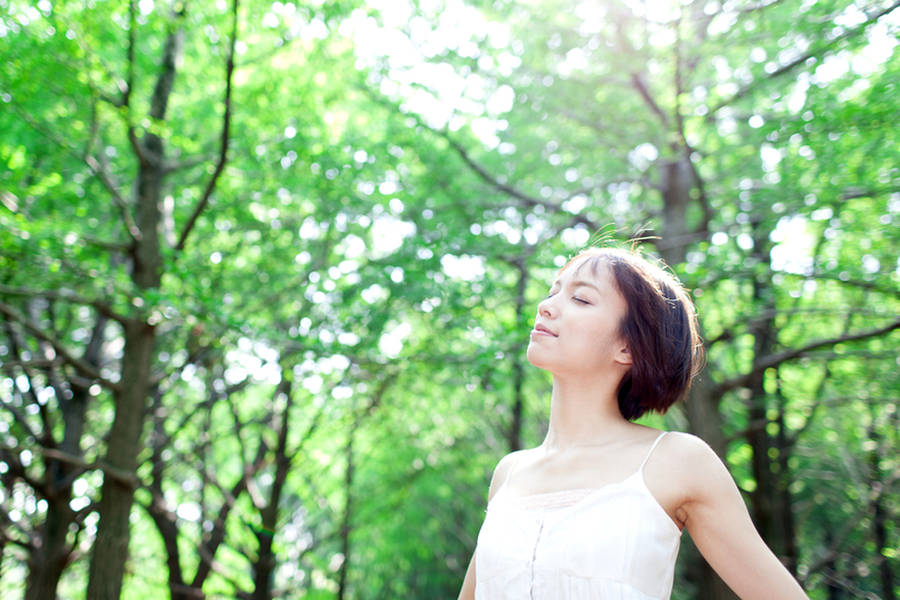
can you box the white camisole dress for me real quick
[474,432,681,600]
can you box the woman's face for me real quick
[526,256,631,378]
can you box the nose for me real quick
[537,295,556,318]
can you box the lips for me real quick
[533,323,557,337]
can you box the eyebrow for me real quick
[551,279,602,292]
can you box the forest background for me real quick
[0,0,898,599]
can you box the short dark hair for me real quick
[568,247,704,420]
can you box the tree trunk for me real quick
[25,499,70,600]
[192,363,247,592]
[659,156,693,266]
[87,130,164,597]
[333,380,391,599]
[774,386,798,575]
[252,375,294,600]
[684,377,726,457]
[85,104,164,600]
[337,422,355,600]
[868,411,895,600]
[86,319,156,600]
[86,11,182,597]
[745,225,791,564]
[872,473,894,600]
[656,142,737,600]
[26,314,107,600]
[683,378,739,600]
[509,262,529,452]
[147,503,193,600]
[824,530,843,600]
[145,391,199,600]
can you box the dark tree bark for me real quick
[682,382,739,600]
[11,308,106,600]
[145,359,263,600]
[509,259,529,452]
[251,375,295,600]
[144,387,194,600]
[337,420,355,600]
[774,384,799,576]
[823,529,843,600]
[648,55,738,594]
[745,225,781,555]
[86,318,156,600]
[868,408,895,600]
[335,375,394,600]
[743,221,805,575]
[85,0,238,589]
[86,9,183,598]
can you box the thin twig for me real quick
[6,101,141,242]
[0,301,122,392]
[175,0,239,251]
[0,284,127,323]
[708,0,900,114]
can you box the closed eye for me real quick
[573,296,590,304]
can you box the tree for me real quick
[350,0,899,597]
[2,0,897,598]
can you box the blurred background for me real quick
[1,0,898,598]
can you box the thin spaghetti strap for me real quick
[638,431,668,472]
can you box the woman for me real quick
[458,247,808,599]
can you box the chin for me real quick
[526,344,552,370]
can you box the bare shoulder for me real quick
[487,449,530,501]
[658,431,719,462]
[647,432,736,506]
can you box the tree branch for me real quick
[175,0,239,251]
[672,14,712,236]
[0,445,47,496]
[123,0,151,167]
[0,284,127,323]
[81,235,132,253]
[0,504,36,550]
[40,447,138,488]
[0,396,42,445]
[91,150,144,241]
[443,134,597,229]
[630,72,671,131]
[358,83,600,228]
[0,301,122,392]
[0,358,63,370]
[716,318,900,394]
[162,153,217,175]
[6,100,141,242]
[801,467,899,582]
[709,0,900,114]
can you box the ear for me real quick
[613,343,632,367]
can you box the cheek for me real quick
[575,322,624,362]
[582,316,619,343]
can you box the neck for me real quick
[542,375,631,450]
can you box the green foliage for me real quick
[1,0,898,599]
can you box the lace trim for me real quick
[518,488,597,511]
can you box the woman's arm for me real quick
[676,435,808,600]
[457,555,476,600]
[457,451,522,600]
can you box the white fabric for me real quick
[474,432,681,599]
